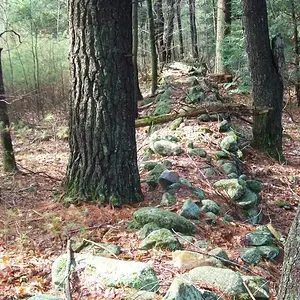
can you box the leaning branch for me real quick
[135,103,271,128]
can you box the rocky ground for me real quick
[0,63,299,299]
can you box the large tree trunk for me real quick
[242,0,284,161]
[147,0,158,95]
[132,0,143,107]
[215,0,226,73]
[165,0,176,62]
[189,0,199,59]
[278,207,300,298]
[66,0,142,206]
[176,0,184,59]
[154,0,165,63]
[0,48,17,172]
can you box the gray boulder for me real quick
[245,229,275,246]
[139,228,181,251]
[201,200,220,215]
[236,188,258,208]
[159,170,180,189]
[214,179,246,200]
[257,244,280,259]
[202,167,218,177]
[153,140,184,156]
[179,199,201,220]
[187,266,245,296]
[221,162,238,175]
[243,207,263,225]
[52,254,159,292]
[220,136,238,152]
[239,247,262,265]
[133,207,196,234]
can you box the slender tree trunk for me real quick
[146,0,158,95]
[290,0,300,106]
[165,0,176,62]
[154,0,165,63]
[0,48,17,172]
[278,207,300,298]
[242,0,284,161]
[189,0,199,59]
[66,0,142,206]
[176,0,184,58]
[132,0,143,110]
[215,0,226,73]
[224,0,231,35]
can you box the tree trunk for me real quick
[0,48,17,172]
[242,0,284,161]
[278,207,300,298]
[66,0,142,206]
[290,0,300,106]
[224,0,231,35]
[215,0,226,74]
[176,0,184,59]
[189,0,199,59]
[154,0,165,63]
[165,0,176,62]
[132,0,143,108]
[147,0,158,95]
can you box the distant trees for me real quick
[66,0,142,206]
[242,0,284,161]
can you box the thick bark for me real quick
[176,0,184,58]
[154,0,165,63]
[132,0,143,107]
[189,0,199,59]
[147,0,158,95]
[278,207,300,298]
[66,0,142,206]
[165,0,176,62]
[242,0,284,161]
[290,0,300,106]
[0,48,17,172]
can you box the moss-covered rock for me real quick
[245,229,275,246]
[246,180,263,193]
[161,192,177,206]
[220,135,238,152]
[153,140,184,156]
[239,247,262,265]
[186,86,205,103]
[215,151,229,160]
[214,179,246,200]
[218,120,230,132]
[236,188,258,209]
[179,199,201,220]
[188,148,207,158]
[241,276,270,299]
[169,118,183,130]
[201,199,220,215]
[138,222,161,239]
[133,207,196,234]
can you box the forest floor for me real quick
[0,71,300,299]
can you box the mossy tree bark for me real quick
[242,0,284,161]
[66,0,142,206]
[278,207,300,298]
[0,48,17,172]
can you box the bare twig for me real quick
[64,240,73,300]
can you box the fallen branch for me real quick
[135,103,271,128]
[64,240,73,300]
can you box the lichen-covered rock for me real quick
[187,266,245,296]
[163,277,222,300]
[257,244,280,259]
[133,207,196,234]
[245,229,275,246]
[146,164,166,189]
[142,161,159,171]
[220,136,238,152]
[246,180,264,193]
[242,276,270,299]
[186,86,205,103]
[161,192,177,206]
[214,179,246,200]
[178,177,193,188]
[201,200,220,215]
[218,120,230,132]
[169,118,183,130]
[152,140,184,156]
[139,228,181,251]
[221,162,238,175]
[202,167,218,177]
[188,148,207,158]
[236,188,258,209]
[243,207,263,225]
[189,186,205,200]
[240,248,262,265]
[52,254,159,292]
[159,170,180,189]
[138,222,161,239]
[179,199,201,220]
[215,151,229,160]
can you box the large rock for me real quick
[187,266,245,296]
[220,136,238,152]
[201,200,220,215]
[133,207,196,234]
[52,254,159,292]
[159,170,180,189]
[214,179,246,200]
[163,277,221,300]
[236,188,258,209]
[246,180,264,193]
[221,162,238,175]
[152,140,184,156]
[179,199,201,219]
[185,86,205,103]
[239,247,262,265]
[139,228,181,251]
[257,244,280,259]
[244,229,275,246]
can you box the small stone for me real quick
[189,186,205,200]
[214,179,246,200]
[228,173,238,179]
[240,248,262,265]
[242,276,270,299]
[209,248,229,262]
[201,199,220,215]
[243,207,263,225]
[188,148,207,158]
[236,188,258,209]
[179,177,192,188]
[221,162,238,175]
[179,199,201,220]
[153,140,184,156]
[142,161,158,171]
